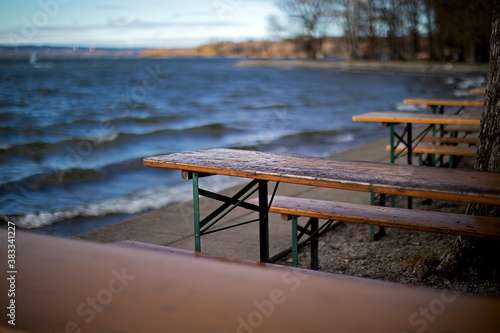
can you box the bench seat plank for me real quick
[9,230,500,333]
[443,125,480,133]
[256,196,500,239]
[420,137,478,145]
[387,143,477,156]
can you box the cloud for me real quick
[108,17,138,27]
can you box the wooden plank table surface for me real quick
[352,111,481,125]
[352,112,480,169]
[144,148,500,205]
[403,98,484,107]
[5,230,500,333]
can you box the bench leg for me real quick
[292,216,298,267]
[258,180,270,263]
[192,172,201,252]
[370,193,386,241]
[310,218,319,270]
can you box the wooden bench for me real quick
[249,196,500,269]
[387,143,476,168]
[420,137,478,145]
[387,143,477,156]
[470,89,486,94]
[12,230,500,333]
[443,125,480,133]
[112,240,342,278]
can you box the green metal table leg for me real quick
[292,216,298,267]
[389,123,396,208]
[406,124,413,209]
[192,172,201,252]
[258,180,269,263]
[370,193,376,241]
[390,123,395,164]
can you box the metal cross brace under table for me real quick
[186,171,333,267]
[185,171,276,263]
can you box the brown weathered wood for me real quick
[403,98,484,107]
[144,149,500,205]
[352,112,481,125]
[112,241,280,268]
[251,196,500,239]
[112,241,341,278]
[444,125,480,133]
[470,89,486,94]
[6,230,500,333]
[388,143,477,156]
[421,137,478,145]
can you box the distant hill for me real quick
[139,38,346,59]
[0,46,144,60]
[0,39,345,61]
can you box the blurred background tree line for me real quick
[269,0,493,62]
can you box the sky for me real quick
[0,0,284,49]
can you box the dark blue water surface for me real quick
[0,58,485,235]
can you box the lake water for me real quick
[0,58,485,235]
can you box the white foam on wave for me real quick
[89,132,119,144]
[9,175,247,229]
[334,133,355,143]
[453,90,470,97]
[395,104,420,112]
[458,76,486,89]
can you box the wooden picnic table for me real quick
[8,230,500,333]
[144,148,500,261]
[352,112,480,164]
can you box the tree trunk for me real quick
[434,0,500,284]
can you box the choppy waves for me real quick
[0,59,484,233]
[4,174,246,229]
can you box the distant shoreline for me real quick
[235,59,489,75]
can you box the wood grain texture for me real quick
[403,98,484,107]
[388,143,477,156]
[470,89,486,94]
[250,196,500,239]
[352,112,481,125]
[144,149,500,205]
[4,230,500,333]
[421,137,478,144]
[444,125,480,133]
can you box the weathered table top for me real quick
[403,98,484,107]
[9,230,500,333]
[352,112,481,125]
[144,149,500,205]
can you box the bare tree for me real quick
[340,0,362,60]
[402,0,424,59]
[275,0,335,59]
[434,0,500,283]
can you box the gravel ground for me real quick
[275,157,500,298]
[276,218,500,298]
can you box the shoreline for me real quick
[235,59,489,75]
